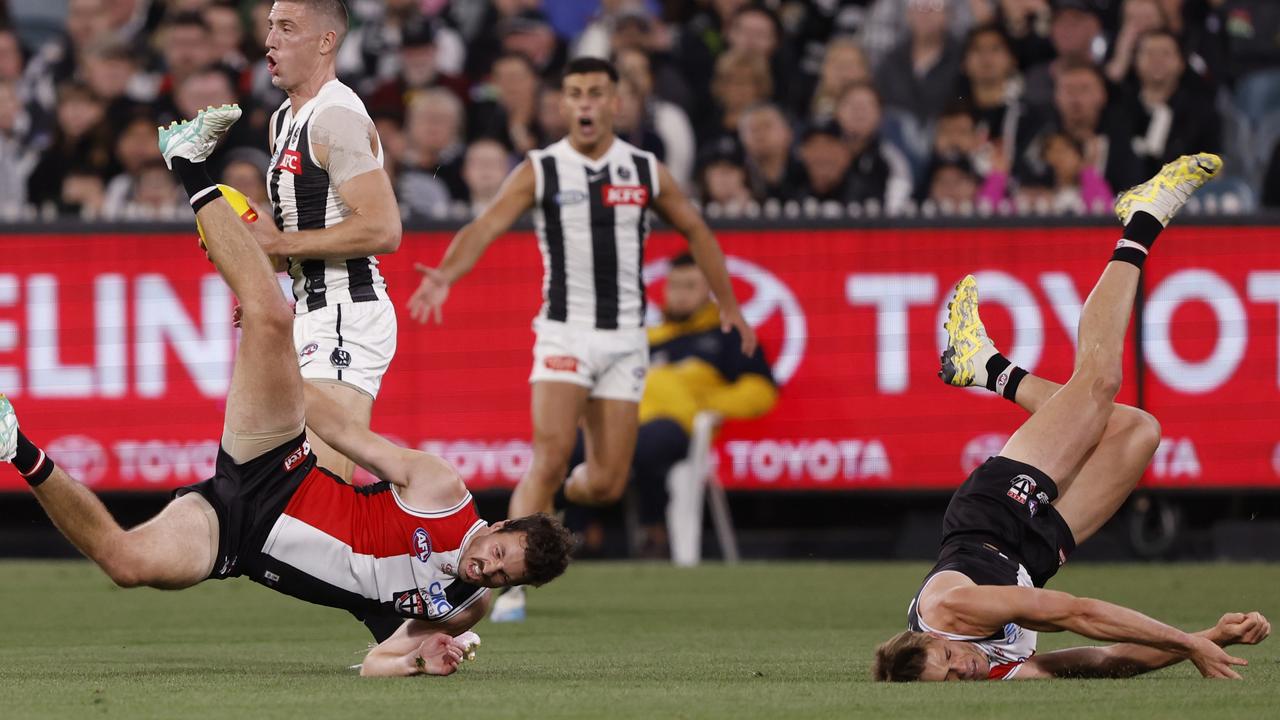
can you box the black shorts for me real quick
[939,456,1077,587]
[174,433,316,580]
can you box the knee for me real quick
[1124,408,1162,454]
[580,473,628,505]
[243,300,294,338]
[1088,372,1123,404]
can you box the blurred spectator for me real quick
[470,52,542,155]
[725,4,798,109]
[995,0,1055,69]
[806,37,872,123]
[606,9,694,110]
[697,136,753,209]
[164,68,259,166]
[59,167,106,219]
[366,15,469,124]
[463,0,545,80]
[204,1,248,72]
[615,75,665,158]
[102,115,164,215]
[0,27,24,82]
[21,0,112,119]
[859,0,976,70]
[702,48,772,143]
[1023,1,1105,109]
[104,160,185,219]
[932,101,982,159]
[876,0,964,124]
[82,38,149,119]
[536,83,569,145]
[0,79,35,215]
[797,121,854,202]
[926,154,980,207]
[27,82,113,211]
[1105,0,1168,84]
[615,46,695,188]
[371,110,405,188]
[1220,0,1280,119]
[461,138,514,214]
[219,147,271,207]
[737,103,804,202]
[400,89,467,219]
[1123,29,1219,178]
[959,24,1028,155]
[984,131,1111,212]
[630,252,777,557]
[833,82,914,212]
[156,13,218,100]
[677,0,750,129]
[789,0,877,114]
[502,9,568,81]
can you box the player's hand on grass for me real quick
[1187,635,1248,679]
[451,631,481,662]
[720,308,757,356]
[1215,612,1271,647]
[408,264,450,324]
[414,632,465,676]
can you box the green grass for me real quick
[0,561,1275,719]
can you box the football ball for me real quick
[196,184,258,248]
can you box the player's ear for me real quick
[489,519,509,531]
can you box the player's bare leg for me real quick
[564,398,640,506]
[508,381,590,517]
[304,380,373,481]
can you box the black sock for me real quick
[1122,211,1163,249]
[984,353,1026,403]
[171,157,222,212]
[12,430,54,487]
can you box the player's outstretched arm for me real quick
[935,585,1250,678]
[250,107,402,259]
[360,610,489,677]
[407,160,536,324]
[1015,612,1271,679]
[650,162,757,355]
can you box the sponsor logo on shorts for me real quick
[602,185,649,207]
[299,342,319,357]
[1058,548,1067,566]
[632,366,646,380]
[1007,474,1037,505]
[544,355,579,372]
[554,190,588,206]
[413,528,432,562]
[330,348,352,368]
[283,440,311,472]
[276,149,302,175]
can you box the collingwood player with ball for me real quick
[248,0,402,483]
[408,57,757,621]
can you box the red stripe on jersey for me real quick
[282,469,483,558]
[987,661,1023,680]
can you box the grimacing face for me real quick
[561,71,619,150]
[919,636,990,682]
[456,523,530,588]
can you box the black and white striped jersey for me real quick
[267,79,388,315]
[530,138,661,330]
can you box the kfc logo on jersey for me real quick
[276,150,302,175]
[544,355,579,372]
[603,185,649,207]
[413,528,432,562]
[283,440,311,472]
[1007,474,1037,504]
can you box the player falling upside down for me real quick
[0,105,573,677]
[873,154,1271,682]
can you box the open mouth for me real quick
[266,55,278,74]
[578,117,594,129]
[467,560,480,582]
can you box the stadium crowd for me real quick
[0,0,1277,222]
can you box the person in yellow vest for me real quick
[630,252,778,554]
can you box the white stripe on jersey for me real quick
[267,79,388,315]
[530,137,660,330]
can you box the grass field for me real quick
[0,561,1275,719]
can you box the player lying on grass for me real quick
[874,154,1271,682]
[0,105,573,677]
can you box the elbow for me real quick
[376,218,402,254]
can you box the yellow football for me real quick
[196,184,259,249]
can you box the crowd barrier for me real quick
[0,220,1276,492]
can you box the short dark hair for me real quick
[872,630,933,682]
[670,252,696,269]
[279,0,349,43]
[963,22,1012,57]
[498,513,573,587]
[562,56,619,84]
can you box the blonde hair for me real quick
[872,630,933,682]
[712,49,773,101]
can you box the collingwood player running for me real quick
[248,0,402,482]
[408,57,757,620]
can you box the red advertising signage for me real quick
[0,226,1276,491]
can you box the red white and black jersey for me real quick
[255,467,489,623]
[266,79,389,315]
[530,137,660,330]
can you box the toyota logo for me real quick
[46,435,109,487]
[643,256,807,385]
